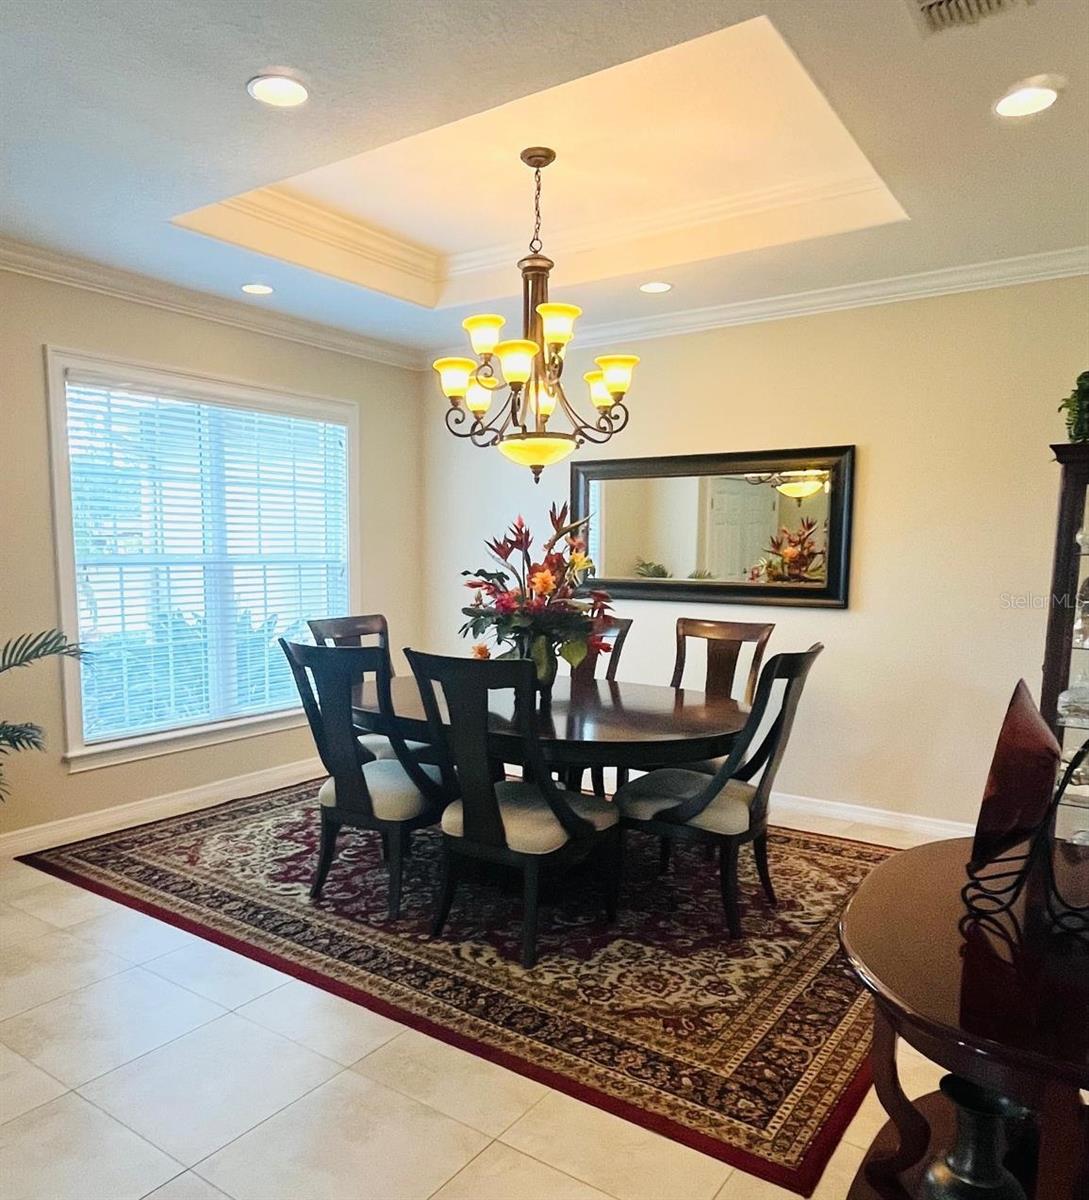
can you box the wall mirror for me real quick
[571,446,854,607]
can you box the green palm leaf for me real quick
[0,721,45,753]
[0,630,84,674]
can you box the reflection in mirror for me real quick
[588,471,831,586]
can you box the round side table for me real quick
[839,837,1088,1200]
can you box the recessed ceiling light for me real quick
[639,281,672,294]
[246,74,309,108]
[241,283,274,295]
[994,74,1065,118]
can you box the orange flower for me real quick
[470,643,491,660]
[529,567,556,597]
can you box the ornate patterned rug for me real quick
[20,780,892,1196]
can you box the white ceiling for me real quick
[174,19,907,309]
[2,0,1086,358]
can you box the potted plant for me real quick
[1,630,83,797]
[460,504,612,702]
[1058,371,1089,443]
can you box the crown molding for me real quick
[446,173,888,279]
[0,235,429,370]
[223,187,442,284]
[572,246,1089,349]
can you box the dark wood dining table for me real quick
[353,675,749,769]
[840,837,1089,1200]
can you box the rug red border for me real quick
[17,842,875,1197]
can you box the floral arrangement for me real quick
[1058,370,1089,443]
[460,503,611,688]
[748,517,827,584]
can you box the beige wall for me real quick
[0,270,425,833]
[422,276,1089,825]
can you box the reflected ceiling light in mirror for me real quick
[994,75,1064,118]
[746,469,829,502]
[246,74,309,108]
[241,282,274,295]
[433,148,639,481]
[639,281,672,293]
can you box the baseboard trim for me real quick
[0,758,323,858]
[771,790,973,840]
[0,766,971,860]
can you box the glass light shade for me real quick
[432,357,476,400]
[775,471,826,500]
[594,354,640,396]
[465,377,497,415]
[584,370,613,409]
[497,433,577,470]
[536,303,582,347]
[776,480,824,500]
[527,379,556,419]
[495,339,538,386]
[995,85,1058,117]
[462,314,505,356]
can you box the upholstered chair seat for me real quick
[441,781,618,855]
[616,771,756,836]
[357,732,430,761]
[319,761,442,822]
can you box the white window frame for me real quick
[45,347,362,772]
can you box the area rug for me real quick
[19,780,893,1196]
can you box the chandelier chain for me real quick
[529,167,543,254]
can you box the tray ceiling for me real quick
[173,19,906,309]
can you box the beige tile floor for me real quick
[0,818,946,1200]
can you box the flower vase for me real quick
[529,635,558,709]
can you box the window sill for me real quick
[64,709,309,773]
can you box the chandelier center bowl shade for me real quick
[433,148,640,481]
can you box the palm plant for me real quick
[1,630,84,798]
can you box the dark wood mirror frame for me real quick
[571,445,855,608]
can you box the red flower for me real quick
[587,634,613,655]
[486,537,514,561]
[548,501,570,533]
[494,590,519,614]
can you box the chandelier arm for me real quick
[548,379,629,445]
[471,391,521,447]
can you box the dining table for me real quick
[352,675,749,770]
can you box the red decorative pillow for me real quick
[971,680,1060,866]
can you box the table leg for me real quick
[1032,1080,1087,1200]
[865,1003,931,1189]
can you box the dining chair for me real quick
[671,618,775,704]
[308,614,431,764]
[615,643,823,939]
[405,649,622,968]
[280,639,445,917]
[567,616,634,796]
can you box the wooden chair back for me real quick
[404,650,593,851]
[309,613,391,655]
[570,616,633,685]
[670,618,775,704]
[669,643,824,829]
[279,640,440,818]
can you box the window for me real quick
[49,353,356,764]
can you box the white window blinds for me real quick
[63,376,350,744]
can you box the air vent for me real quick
[913,0,1036,32]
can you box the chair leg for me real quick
[521,860,540,969]
[753,832,777,907]
[590,766,607,797]
[310,809,340,899]
[616,767,629,790]
[718,838,742,938]
[658,836,672,875]
[387,827,406,920]
[431,846,459,937]
[604,827,622,922]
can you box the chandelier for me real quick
[432,147,639,481]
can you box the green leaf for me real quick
[560,639,588,668]
[0,630,84,674]
[0,721,45,753]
